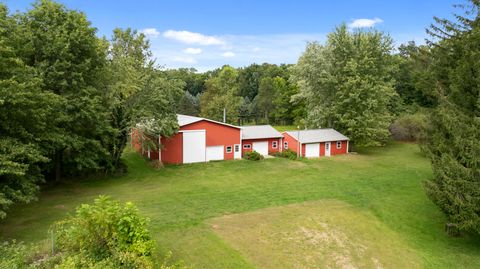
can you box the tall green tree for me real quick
[256,77,277,123]
[291,24,397,147]
[106,28,183,165]
[0,3,61,218]
[177,91,200,116]
[393,41,436,110]
[17,0,112,180]
[421,1,480,235]
[271,76,305,125]
[200,65,243,123]
[161,68,206,96]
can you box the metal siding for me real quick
[182,130,206,163]
[181,120,240,160]
[206,145,224,161]
[252,141,269,156]
[305,143,320,157]
[241,138,281,156]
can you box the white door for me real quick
[182,130,206,164]
[305,143,320,158]
[252,141,269,156]
[325,142,331,157]
[233,144,241,159]
[206,146,224,161]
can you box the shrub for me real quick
[0,196,190,269]
[389,113,427,141]
[0,240,29,269]
[52,195,155,268]
[243,151,264,161]
[274,149,298,160]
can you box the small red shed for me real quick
[132,114,242,164]
[241,125,283,156]
[282,129,349,157]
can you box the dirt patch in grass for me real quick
[209,200,421,269]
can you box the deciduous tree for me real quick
[292,24,397,146]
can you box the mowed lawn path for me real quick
[1,142,479,268]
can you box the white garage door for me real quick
[206,146,224,161]
[182,130,206,164]
[305,143,320,158]
[253,141,269,156]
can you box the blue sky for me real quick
[4,0,459,71]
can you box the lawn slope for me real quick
[1,142,479,268]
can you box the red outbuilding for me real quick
[131,114,242,164]
[282,129,349,157]
[241,125,283,156]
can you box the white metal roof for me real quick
[241,125,283,140]
[177,114,203,126]
[284,129,349,143]
[177,114,241,129]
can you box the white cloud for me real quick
[140,28,160,38]
[252,47,260,52]
[348,18,383,28]
[221,51,235,57]
[172,56,197,64]
[183,47,202,55]
[163,30,225,45]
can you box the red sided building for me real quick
[282,129,349,157]
[132,115,242,164]
[240,125,283,156]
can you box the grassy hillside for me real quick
[1,142,479,268]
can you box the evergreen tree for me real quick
[257,77,277,123]
[421,1,480,235]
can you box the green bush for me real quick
[274,149,298,160]
[389,113,427,141]
[0,196,186,269]
[52,195,155,268]
[243,151,264,161]
[0,241,29,269]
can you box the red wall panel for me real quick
[160,133,183,164]
[180,120,241,160]
[241,138,282,156]
[331,140,348,155]
[282,132,299,153]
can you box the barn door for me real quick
[182,130,206,163]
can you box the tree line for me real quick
[0,0,182,218]
[1,0,479,237]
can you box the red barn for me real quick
[282,129,349,157]
[132,114,242,164]
[241,125,283,156]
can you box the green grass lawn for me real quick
[271,125,296,132]
[1,142,479,268]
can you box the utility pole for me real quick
[297,126,301,158]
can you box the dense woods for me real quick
[0,1,182,219]
[0,0,478,249]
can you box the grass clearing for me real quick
[1,142,479,268]
[209,200,421,269]
[271,125,296,132]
